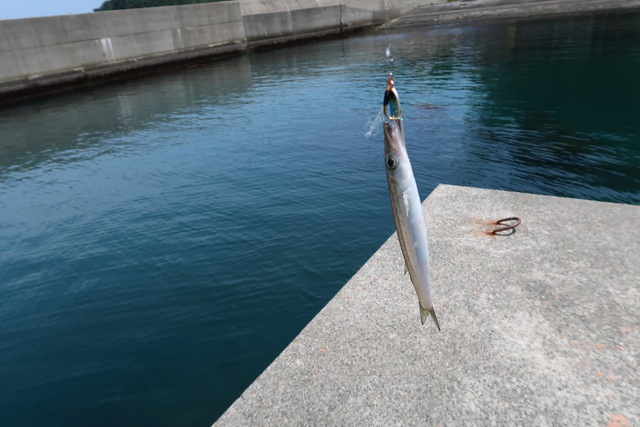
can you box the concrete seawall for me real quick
[214,185,640,426]
[241,5,372,49]
[3,0,637,102]
[0,2,245,101]
[0,0,440,103]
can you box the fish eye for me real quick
[385,154,398,170]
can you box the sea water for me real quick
[0,12,638,427]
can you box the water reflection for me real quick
[467,15,640,202]
[381,15,640,203]
[0,55,254,171]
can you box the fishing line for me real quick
[386,44,394,76]
[363,44,395,138]
[383,44,393,109]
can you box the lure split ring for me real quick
[383,99,402,121]
[383,75,402,121]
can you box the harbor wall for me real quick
[0,2,245,98]
[0,0,442,101]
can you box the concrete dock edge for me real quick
[214,184,639,426]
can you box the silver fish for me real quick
[383,75,440,330]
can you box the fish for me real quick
[383,74,440,330]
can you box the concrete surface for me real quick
[214,184,639,426]
[383,0,640,28]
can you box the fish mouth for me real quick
[383,93,402,151]
[383,121,395,143]
[383,118,403,155]
[383,121,392,138]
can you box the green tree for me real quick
[94,0,226,12]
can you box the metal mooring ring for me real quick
[491,217,521,236]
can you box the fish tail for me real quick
[420,304,441,331]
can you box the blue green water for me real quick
[1,13,639,427]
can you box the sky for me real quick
[0,1,100,20]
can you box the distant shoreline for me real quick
[380,0,640,29]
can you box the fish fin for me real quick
[420,305,441,331]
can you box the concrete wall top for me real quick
[238,0,390,15]
[238,0,321,15]
[237,0,445,16]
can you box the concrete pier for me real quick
[214,185,639,426]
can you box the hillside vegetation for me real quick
[94,0,226,12]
